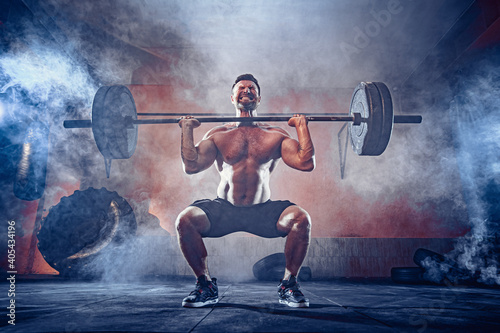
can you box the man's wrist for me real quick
[182,124,195,130]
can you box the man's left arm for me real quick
[281,114,315,171]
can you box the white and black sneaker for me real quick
[277,276,309,308]
[182,275,219,308]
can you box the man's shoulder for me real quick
[258,123,291,137]
[203,124,233,139]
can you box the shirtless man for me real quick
[176,74,315,308]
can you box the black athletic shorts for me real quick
[190,198,295,238]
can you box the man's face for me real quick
[231,80,261,113]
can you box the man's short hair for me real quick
[232,74,260,96]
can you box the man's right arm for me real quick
[179,118,218,174]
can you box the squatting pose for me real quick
[176,74,315,308]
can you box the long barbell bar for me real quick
[63,83,424,179]
[137,112,350,116]
[63,114,422,129]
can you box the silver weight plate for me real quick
[92,85,138,159]
[349,82,393,156]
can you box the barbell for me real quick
[63,82,422,177]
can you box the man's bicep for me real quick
[280,137,302,169]
[195,138,218,169]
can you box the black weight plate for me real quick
[349,82,393,156]
[92,85,138,159]
[372,82,394,155]
[391,267,426,284]
[252,252,312,281]
[253,253,286,281]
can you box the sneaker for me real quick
[182,275,219,308]
[277,276,309,308]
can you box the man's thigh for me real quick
[191,198,294,238]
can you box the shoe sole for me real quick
[279,299,310,308]
[182,298,219,308]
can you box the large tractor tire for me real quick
[37,187,136,278]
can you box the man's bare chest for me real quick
[213,126,283,165]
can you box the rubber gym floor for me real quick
[1,275,499,332]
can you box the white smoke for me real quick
[0,42,95,113]
[422,49,500,285]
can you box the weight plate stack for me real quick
[349,82,394,156]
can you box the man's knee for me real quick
[175,211,189,235]
[278,206,311,234]
[175,206,210,235]
[293,207,311,232]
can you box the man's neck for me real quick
[236,108,258,127]
[237,108,257,117]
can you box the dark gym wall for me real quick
[0,0,499,276]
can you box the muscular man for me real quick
[176,74,315,308]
